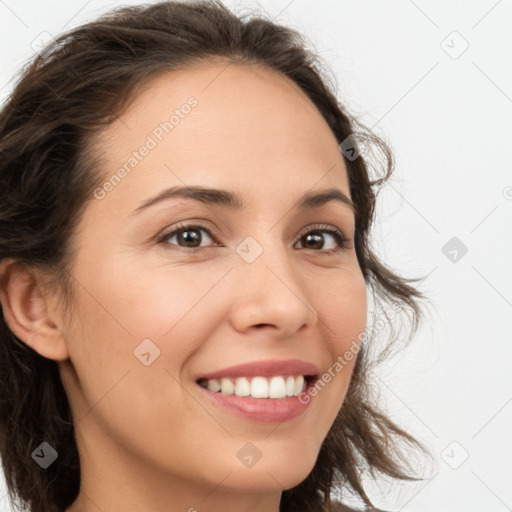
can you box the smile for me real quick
[197,375,313,399]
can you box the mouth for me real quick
[196,374,318,399]
[194,373,318,423]
[193,359,320,422]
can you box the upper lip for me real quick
[195,359,319,381]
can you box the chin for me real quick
[219,450,318,492]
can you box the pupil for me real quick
[305,232,323,249]
[179,229,200,247]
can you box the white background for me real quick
[1,1,511,511]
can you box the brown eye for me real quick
[175,228,203,247]
[295,226,347,253]
[156,223,348,254]
[300,231,325,250]
[158,224,215,249]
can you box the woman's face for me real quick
[59,62,367,509]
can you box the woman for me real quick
[0,1,431,511]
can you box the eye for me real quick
[156,223,216,250]
[156,222,349,253]
[294,224,348,254]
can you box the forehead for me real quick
[91,61,351,209]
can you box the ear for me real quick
[0,258,70,361]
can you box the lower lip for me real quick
[196,382,315,423]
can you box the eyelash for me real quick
[155,222,350,255]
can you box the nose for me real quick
[228,243,318,338]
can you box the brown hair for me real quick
[0,1,432,511]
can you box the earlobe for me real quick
[0,258,70,361]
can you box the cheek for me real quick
[307,269,367,413]
[119,264,234,358]
[61,264,222,476]
[317,268,368,349]
[63,258,235,432]
[72,255,228,342]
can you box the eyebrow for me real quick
[132,185,355,215]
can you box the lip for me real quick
[194,359,319,381]
[196,377,317,423]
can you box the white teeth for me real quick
[200,375,308,399]
[250,376,268,398]
[293,375,304,396]
[220,378,234,395]
[285,376,295,396]
[268,376,287,399]
[207,379,221,392]
[234,377,251,396]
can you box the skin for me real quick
[0,62,367,512]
